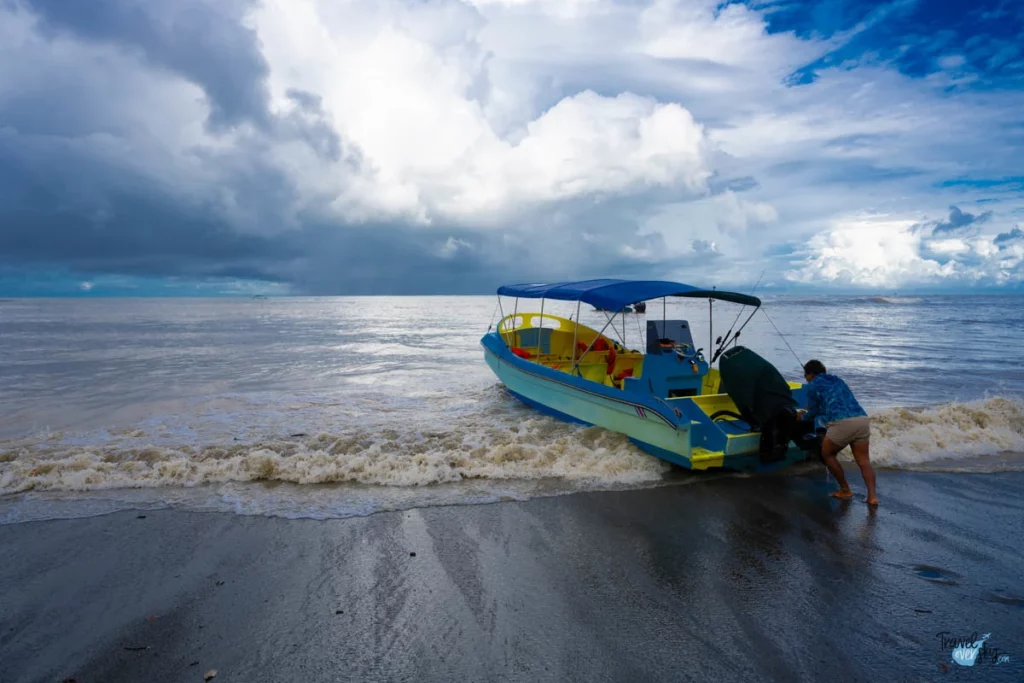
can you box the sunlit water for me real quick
[2,295,1022,523]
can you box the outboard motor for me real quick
[718,346,799,464]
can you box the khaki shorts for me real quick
[825,416,871,450]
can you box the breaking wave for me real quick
[2,399,1023,494]
[1,397,1022,523]
[0,416,669,495]
[868,397,1024,470]
[867,296,924,305]
[763,295,926,308]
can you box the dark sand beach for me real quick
[2,467,1023,683]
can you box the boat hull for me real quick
[484,345,696,468]
[482,335,809,473]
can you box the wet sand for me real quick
[2,468,1023,683]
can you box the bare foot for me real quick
[866,497,879,506]
[829,488,854,500]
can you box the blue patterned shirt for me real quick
[805,373,867,426]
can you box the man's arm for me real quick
[804,382,821,421]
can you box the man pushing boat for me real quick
[485,278,859,473]
[798,360,879,506]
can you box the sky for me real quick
[0,0,1022,296]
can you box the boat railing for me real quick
[497,313,575,353]
[497,313,569,334]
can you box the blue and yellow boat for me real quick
[481,279,815,472]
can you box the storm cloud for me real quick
[1,0,1023,295]
[25,0,273,129]
[994,227,1023,246]
[931,205,993,235]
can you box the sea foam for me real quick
[3,398,1022,495]
[1,397,1022,523]
[868,397,1024,470]
[0,416,669,494]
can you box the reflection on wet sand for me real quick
[1,469,1022,683]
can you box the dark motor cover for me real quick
[718,346,800,463]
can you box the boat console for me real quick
[645,319,695,353]
[628,319,708,399]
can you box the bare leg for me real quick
[851,441,878,505]
[821,437,853,498]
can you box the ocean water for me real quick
[2,295,1023,523]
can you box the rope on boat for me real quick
[760,306,804,370]
[713,269,765,361]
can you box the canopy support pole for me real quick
[634,308,644,347]
[662,297,666,340]
[601,311,625,346]
[497,296,506,341]
[537,299,545,355]
[572,314,618,376]
[510,297,519,348]
[571,299,581,375]
[708,289,714,364]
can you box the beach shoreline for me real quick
[2,468,1023,683]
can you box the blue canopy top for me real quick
[496,279,760,310]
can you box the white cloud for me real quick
[252,1,713,223]
[4,0,1024,291]
[928,238,971,256]
[437,236,473,258]
[638,0,827,78]
[786,216,1024,288]
[786,217,937,287]
[631,191,778,273]
[712,191,779,233]
[938,54,967,70]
